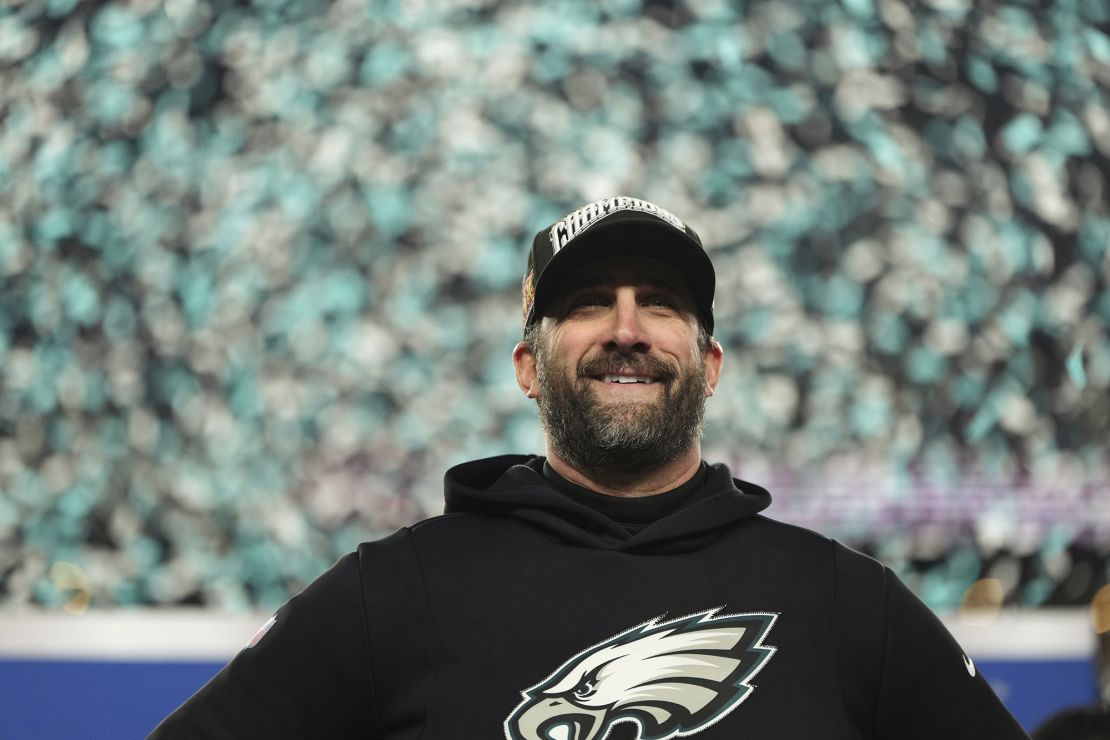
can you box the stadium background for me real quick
[0,0,1107,735]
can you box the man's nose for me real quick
[603,291,651,354]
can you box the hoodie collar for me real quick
[541,459,709,532]
[443,455,771,553]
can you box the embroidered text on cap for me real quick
[549,197,687,252]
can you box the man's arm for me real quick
[874,568,1030,738]
[149,553,375,739]
[834,543,1031,739]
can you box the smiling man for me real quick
[152,197,1030,740]
[518,253,719,496]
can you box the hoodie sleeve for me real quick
[833,543,1030,740]
[148,552,376,739]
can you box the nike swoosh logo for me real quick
[963,654,976,677]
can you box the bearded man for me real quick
[152,197,1030,740]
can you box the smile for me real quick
[600,375,656,384]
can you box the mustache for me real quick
[577,352,677,383]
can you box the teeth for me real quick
[603,375,653,384]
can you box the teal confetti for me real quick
[1066,343,1086,388]
[1001,113,1043,155]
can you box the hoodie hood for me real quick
[443,455,771,554]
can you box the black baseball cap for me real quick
[521,196,715,334]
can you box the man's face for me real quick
[517,257,722,479]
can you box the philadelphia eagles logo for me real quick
[504,609,778,740]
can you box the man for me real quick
[1033,705,1110,740]
[152,196,1030,739]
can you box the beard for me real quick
[535,348,708,480]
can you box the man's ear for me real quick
[703,338,724,397]
[513,341,540,399]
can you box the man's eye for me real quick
[571,294,606,308]
[644,295,676,309]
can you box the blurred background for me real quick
[0,0,1107,735]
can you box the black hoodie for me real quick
[151,455,1029,740]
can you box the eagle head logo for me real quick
[504,609,778,740]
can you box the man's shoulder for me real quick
[736,514,888,580]
[741,512,854,549]
[352,511,504,557]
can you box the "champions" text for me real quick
[548,196,686,251]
